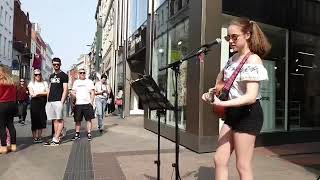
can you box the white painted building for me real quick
[0,0,14,68]
[98,0,117,88]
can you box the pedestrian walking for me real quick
[16,78,29,125]
[65,90,72,117]
[28,69,48,143]
[0,64,17,154]
[115,88,123,117]
[44,57,69,146]
[71,69,95,141]
[107,89,115,114]
[94,74,111,133]
[202,17,271,180]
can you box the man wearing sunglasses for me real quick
[71,69,95,141]
[44,57,69,146]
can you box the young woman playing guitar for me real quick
[202,17,271,180]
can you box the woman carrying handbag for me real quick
[115,88,123,117]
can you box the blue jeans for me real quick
[95,97,107,129]
[17,101,28,121]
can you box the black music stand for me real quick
[131,75,174,180]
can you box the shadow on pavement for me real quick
[260,142,320,178]
[193,166,215,180]
[143,174,157,180]
[60,124,119,143]
[16,136,35,151]
[142,167,214,180]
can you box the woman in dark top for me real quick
[0,64,17,154]
[16,78,29,125]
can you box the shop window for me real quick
[150,18,189,129]
[289,32,320,129]
[260,24,287,132]
[169,0,189,17]
[150,34,168,124]
[150,1,169,123]
[166,18,189,129]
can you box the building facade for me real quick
[12,0,32,80]
[0,0,14,68]
[77,54,91,76]
[31,23,47,79]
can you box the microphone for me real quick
[201,38,222,48]
[196,38,222,56]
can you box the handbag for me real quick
[107,98,112,104]
[115,98,123,106]
[212,52,252,118]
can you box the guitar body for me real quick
[213,80,226,118]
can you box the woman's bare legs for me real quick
[37,129,43,139]
[233,132,256,180]
[214,124,234,180]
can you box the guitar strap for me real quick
[218,52,252,100]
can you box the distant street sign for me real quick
[11,59,19,70]
[12,70,19,76]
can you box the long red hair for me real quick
[0,64,15,86]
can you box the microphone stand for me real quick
[159,45,212,180]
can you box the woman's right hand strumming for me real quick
[202,87,216,104]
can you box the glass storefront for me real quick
[150,0,189,129]
[259,24,287,132]
[150,2,169,124]
[289,32,320,129]
[144,0,320,152]
[166,18,189,129]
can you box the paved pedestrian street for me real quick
[0,113,319,180]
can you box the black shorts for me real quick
[74,104,95,122]
[224,100,263,135]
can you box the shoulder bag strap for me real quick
[223,52,252,92]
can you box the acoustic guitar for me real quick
[198,52,227,118]
[212,80,227,118]
[200,51,251,119]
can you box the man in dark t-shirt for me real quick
[44,57,69,146]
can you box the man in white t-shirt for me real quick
[71,69,95,141]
